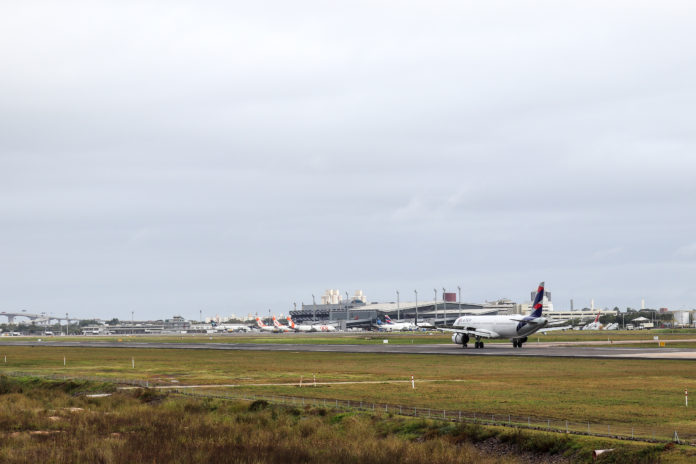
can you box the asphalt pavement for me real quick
[1,339,695,360]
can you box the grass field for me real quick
[2,343,696,441]
[4,340,696,462]
[4,375,693,463]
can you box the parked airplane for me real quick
[286,316,316,332]
[376,315,416,331]
[441,282,565,349]
[255,317,280,332]
[271,316,295,332]
[285,316,338,332]
[214,323,252,333]
[582,312,602,330]
[415,319,436,329]
[385,315,417,331]
[313,323,337,332]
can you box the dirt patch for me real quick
[473,437,569,464]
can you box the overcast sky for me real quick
[1,1,695,321]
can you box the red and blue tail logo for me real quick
[530,282,545,318]
[516,282,545,333]
[385,315,393,324]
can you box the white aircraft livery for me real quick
[442,281,559,349]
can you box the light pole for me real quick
[458,285,461,319]
[414,290,418,324]
[312,294,316,322]
[442,287,447,325]
[396,290,400,321]
[433,289,437,327]
[345,291,349,322]
[200,309,202,323]
[131,310,134,335]
[66,313,69,336]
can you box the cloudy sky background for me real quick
[1,1,695,320]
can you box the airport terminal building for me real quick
[290,289,616,330]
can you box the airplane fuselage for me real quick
[453,315,547,339]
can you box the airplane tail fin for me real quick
[530,282,545,317]
[256,317,265,328]
[385,315,393,323]
[286,316,295,329]
[272,316,281,327]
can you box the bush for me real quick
[248,399,269,411]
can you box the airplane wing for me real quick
[439,327,500,339]
[546,319,571,327]
[509,317,545,324]
[540,325,572,334]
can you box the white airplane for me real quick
[441,282,566,349]
[377,314,417,332]
[255,317,280,332]
[271,316,295,332]
[286,316,316,332]
[285,316,337,332]
[214,323,252,333]
[582,312,602,330]
[313,322,337,332]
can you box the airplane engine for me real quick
[451,334,469,345]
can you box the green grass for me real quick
[2,345,696,441]
[1,375,695,463]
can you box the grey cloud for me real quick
[1,1,695,318]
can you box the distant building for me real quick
[517,289,553,314]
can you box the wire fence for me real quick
[172,389,689,445]
[1,370,690,445]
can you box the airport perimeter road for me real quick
[1,340,696,360]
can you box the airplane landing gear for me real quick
[461,334,469,348]
[474,338,484,349]
[512,337,528,348]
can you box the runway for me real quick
[1,339,696,360]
